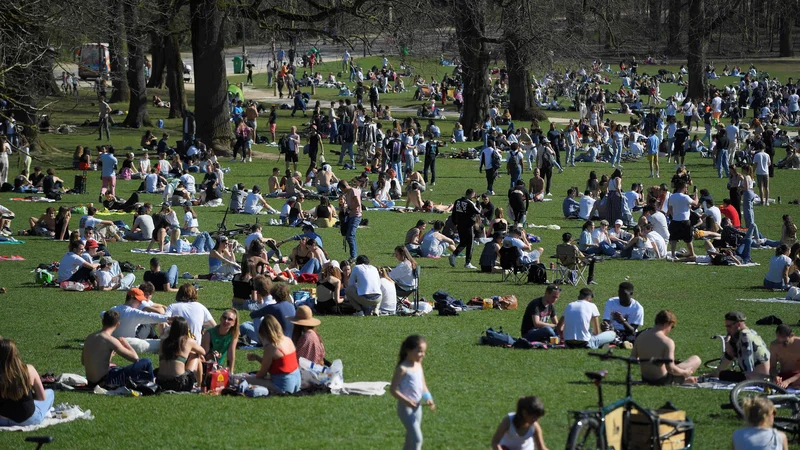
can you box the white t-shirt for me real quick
[244,232,262,251]
[145,173,159,193]
[648,231,667,258]
[602,298,644,331]
[711,96,722,113]
[139,158,151,173]
[624,191,639,209]
[97,271,114,288]
[183,212,198,228]
[562,300,600,342]
[706,206,722,225]
[165,302,213,343]
[668,193,693,221]
[158,160,171,175]
[481,147,497,170]
[753,152,771,176]
[379,278,397,313]
[179,174,196,193]
[348,264,381,296]
[244,193,263,214]
[388,260,416,288]
[726,125,739,143]
[648,211,670,241]
[107,304,169,338]
[579,196,595,220]
[766,255,792,283]
[57,252,89,282]
[80,216,102,238]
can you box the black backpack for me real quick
[490,149,501,170]
[527,263,547,284]
[507,150,520,171]
[278,135,290,154]
[540,149,553,171]
[390,140,403,163]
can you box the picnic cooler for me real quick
[202,362,230,393]
[74,172,87,194]
[628,407,687,450]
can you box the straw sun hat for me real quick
[289,305,321,327]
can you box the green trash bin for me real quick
[233,56,243,74]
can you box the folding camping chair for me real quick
[554,243,589,286]
[499,245,530,283]
[395,265,421,309]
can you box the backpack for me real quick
[507,150,520,172]
[490,149,501,169]
[527,263,547,284]
[482,328,516,347]
[278,135,290,154]
[390,140,402,163]
[540,148,553,171]
[34,269,54,285]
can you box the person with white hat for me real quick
[289,305,325,366]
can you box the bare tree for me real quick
[122,0,151,127]
[108,0,130,103]
[685,0,741,100]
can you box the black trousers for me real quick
[423,156,436,183]
[454,223,475,265]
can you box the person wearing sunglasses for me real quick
[710,311,771,382]
[201,309,239,374]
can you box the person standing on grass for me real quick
[646,128,660,178]
[98,146,117,198]
[753,146,771,206]
[449,188,481,270]
[98,96,111,141]
[490,396,550,450]
[479,138,499,195]
[666,180,698,260]
[338,179,362,259]
[631,310,701,385]
[286,125,300,173]
[390,335,435,450]
[268,104,278,145]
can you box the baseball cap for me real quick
[127,288,147,301]
[99,256,113,266]
[615,219,624,225]
[85,240,99,249]
[725,311,746,322]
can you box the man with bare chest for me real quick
[631,310,700,385]
[770,324,800,388]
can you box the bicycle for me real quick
[729,379,800,442]
[566,350,695,450]
[703,334,733,370]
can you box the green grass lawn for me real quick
[1,58,799,449]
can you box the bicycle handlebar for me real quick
[588,351,672,365]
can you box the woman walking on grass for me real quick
[390,335,435,450]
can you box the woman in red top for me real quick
[246,315,301,394]
[290,306,325,366]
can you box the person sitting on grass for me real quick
[106,287,169,354]
[520,284,561,343]
[24,207,56,237]
[316,262,358,316]
[245,315,301,394]
[204,236,241,279]
[769,324,800,389]
[479,232,505,273]
[124,206,155,241]
[419,220,456,258]
[345,255,383,315]
[290,305,326,366]
[57,240,99,284]
[288,237,327,275]
[143,257,179,292]
[710,311,771,382]
[528,168,545,202]
[764,244,792,290]
[240,284,296,345]
[0,339,56,428]
[243,185,277,215]
[163,284,216,345]
[82,310,155,388]
[732,397,789,450]
[562,188,580,219]
[490,396,550,450]
[201,309,239,373]
[631,309,700,385]
[504,227,544,264]
[558,288,616,349]
[96,256,136,291]
[157,316,206,392]
[602,282,644,345]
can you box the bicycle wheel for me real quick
[566,416,606,450]
[730,380,799,432]
[703,358,721,369]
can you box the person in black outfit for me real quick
[507,180,530,227]
[423,136,438,185]
[546,123,563,166]
[479,194,495,228]
[673,122,690,167]
[449,188,481,269]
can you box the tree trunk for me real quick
[649,0,662,42]
[503,34,545,122]
[165,32,187,119]
[108,0,129,103]
[122,0,150,128]
[779,13,794,57]
[686,0,708,101]
[147,32,166,88]
[190,0,234,153]
[666,0,682,55]
[453,0,490,135]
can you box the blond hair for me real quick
[258,315,284,346]
[743,397,775,427]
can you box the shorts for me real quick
[157,371,196,392]
[285,151,298,162]
[643,373,684,386]
[270,368,301,394]
[269,123,277,133]
[712,112,722,120]
[668,220,693,243]
[102,176,117,190]
[647,153,657,162]
[756,174,769,187]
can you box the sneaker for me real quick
[448,253,456,267]
[288,279,298,285]
[249,157,252,162]
[270,142,277,146]
[464,263,477,269]
[617,164,623,169]
[588,280,598,285]
[558,168,564,173]
[182,272,193,279]
[546,192,552,196]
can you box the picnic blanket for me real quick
[683,261,760,267]
[527,224,561,230]
[331,381,389,396]
[10,197,55,202]
[0,239,24,245]
[130,249,209,256]
[0,255,25,261]
[0,405,93,432]
[94,210,134,216]
[679,379,800,392]
[738,297,799,305]
[363,206,413,212]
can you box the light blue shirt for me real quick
[646,135,660,155]
[99,153,118,178]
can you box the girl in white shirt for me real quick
[490,396,549,450]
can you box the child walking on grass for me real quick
[490,396,549,450]
[390,335,435,450]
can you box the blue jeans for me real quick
[742,189,756,231]
[300,257,321,275]
[271,368,301,394]
[192,232,215,253]
[736,237,753,263]
[566,144,576,164]
[344,216,361,259]
[523,326,557,343]
[598,241,616,256]
[612,141,623,166]
[166,265,179,288]
[582,246,601,255]
[103,358,155,386]
[764,278,788,290]
[588,331,617,349]
[716,150,729,177]
[398,402,424,450]
[240,321,260,344]
[509,167,521,188]
[0,389,55,427]
[702,124,712,144]
[392,162,404,183]
[339,142,354,165]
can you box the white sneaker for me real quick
[464,263,477,269]
[546,193,552,196]
[249,157,253,162]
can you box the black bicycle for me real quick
[729,379,800,442]
[566,350,695,450]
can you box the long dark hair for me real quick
[161,317,189,361]
[397,334,426,366]
[513,396,545,428]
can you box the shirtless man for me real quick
[632,310,701,385]
[268,167,281,194]
[405,182,452,212]
[315,164,339,195]
[770,324,800,388]
[528,168,545,202]
[82,310,155,387]
[28,207,56,237]
[404,170,426,192]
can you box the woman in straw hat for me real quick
[290,305,325,366]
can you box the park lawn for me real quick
[0,59,799,449]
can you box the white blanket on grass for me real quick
[738,297,800,304]
[683,261,760,267]
[0,405,93,432]
[331,381,390,396]
[130,249,209,256]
